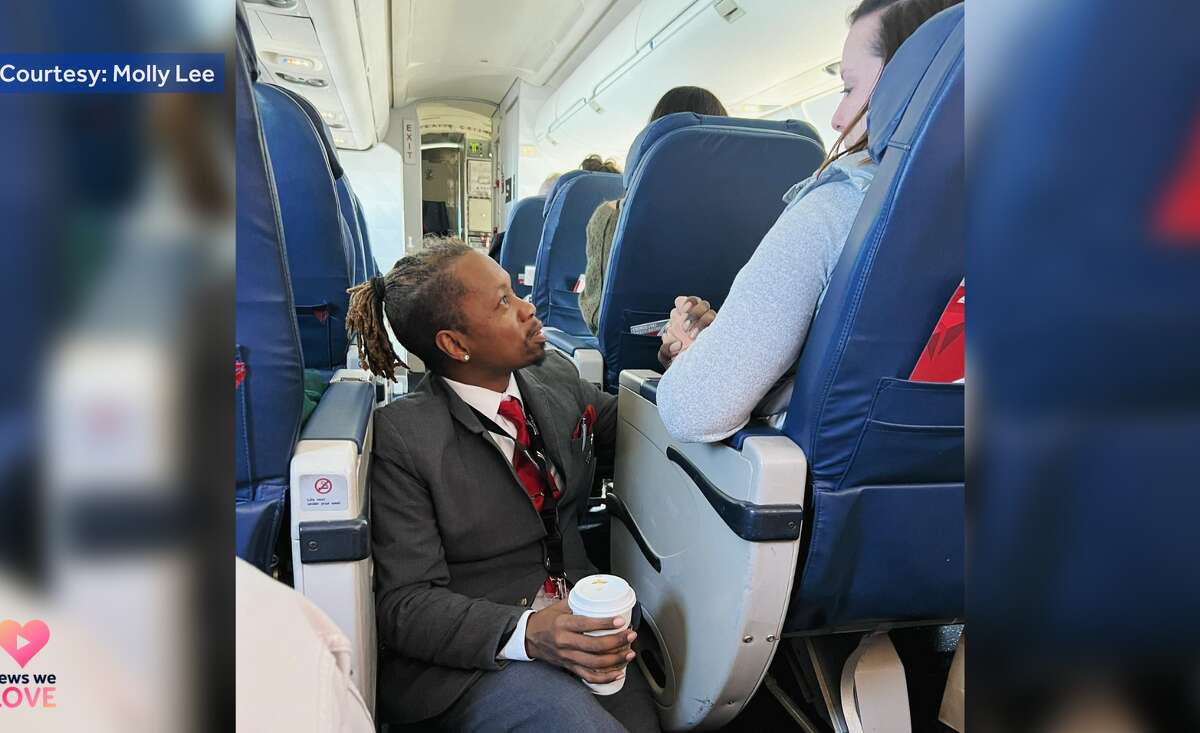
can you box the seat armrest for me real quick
[543,327,598,354]
[288,381,377,713]
[545,328,604,386]
[612,378,808,729]
[665,446,803,541]
[618,369,662,403]
[299,381,374,451]
[723,424,784,450]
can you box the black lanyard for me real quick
[470,404,565,583]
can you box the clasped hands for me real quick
[658,295,717,369]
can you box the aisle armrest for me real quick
[288,378,377,713]
[611,367,809,730]
[299,380,374,450]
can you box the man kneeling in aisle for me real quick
[350,237,660,732]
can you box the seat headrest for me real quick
[543,170,589,216]
[271,85,344,180]
[867,4,964,161]
[623,113,822,186]
[507,195,546,227]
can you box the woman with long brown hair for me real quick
[655,0,962,442]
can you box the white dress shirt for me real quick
[442,375,564,662]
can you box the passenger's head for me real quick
[648,86,728,122]
[537,173,561,197]
[346,236,545,382]
[579,154,622,174]
[826,0,962,163]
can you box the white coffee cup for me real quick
[567,574,637,695]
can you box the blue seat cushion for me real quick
[544,327,598,355]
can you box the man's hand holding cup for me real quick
[525,599,636,688]
[525,575,640,695]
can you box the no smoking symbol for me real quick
[314,477,333,495]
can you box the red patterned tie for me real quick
[497,397,560,511]
[497,397,564,597]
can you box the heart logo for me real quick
[0,620,50,668]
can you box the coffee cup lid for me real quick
[568,574,636,617]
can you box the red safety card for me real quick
[910,280,965,383]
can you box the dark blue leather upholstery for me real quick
[723,424,784,450]
[337,177,371,284]
[777,5,965,630]
[267,85,372,288]
[543,328,598,355]
[256,83,353,370]
[351,191,380,277]
[235,7,304,572]
[621,113,822,187]
[272,85,345,180]
[532,172,625,335]
[498,195,546,299]
[298,381,375,452]
[971,1,1200,670]
[542,170,589,216]
[598,114,826,387]
[638,377,660,404]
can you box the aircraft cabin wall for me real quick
[264,0,860,264]
[530,0,857,168]
[493,80,556,228]
[491,0,857,231]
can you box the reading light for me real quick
[276,55,315,69]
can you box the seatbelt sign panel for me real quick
[300,474,348,512]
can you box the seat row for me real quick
[499,114,827,390]
[508,5,963,729]
[607,7,965,729]
[235,4,377,713]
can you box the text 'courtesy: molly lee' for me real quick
[0,62,216,88]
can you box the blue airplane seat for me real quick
[351,191,380,278]
[541,170,589,216]
[533,172,625,338]
[498,195,546,299]
[607,8,963,728]
[266,85,370,287]
[235,8,304,573]
[256,83,354,371]
[779,4,964,630]
[337,178,370,285]
[596,113,827,388]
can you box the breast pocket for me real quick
[563,435,594,496]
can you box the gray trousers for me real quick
[436,660,662,733]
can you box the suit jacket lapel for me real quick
[428,374,529,498]
[428,369,574,496]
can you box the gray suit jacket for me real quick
[371,351,617,724]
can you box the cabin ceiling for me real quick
[391,0,637,107]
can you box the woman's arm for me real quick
[655,181,863,442]
[579,201,619,335]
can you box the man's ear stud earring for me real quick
[463,354,470,362]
